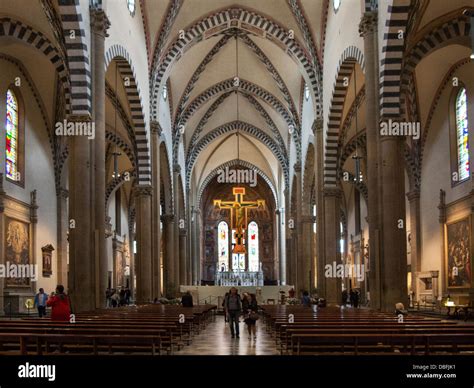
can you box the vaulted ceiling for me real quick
[141,0,326,192]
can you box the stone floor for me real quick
[176,315,279,355]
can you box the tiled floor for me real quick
[176,315,279,355]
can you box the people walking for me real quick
[34,288,48,318]
[244,293,259,340]
[224,287,242,339]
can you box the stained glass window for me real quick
[304,84,310,101]
[248,221,259,272]
[5,89,19,181]
[218,221,229,272]
[456,87,469,181]
[127,0,136,16]
[231,230,245,271]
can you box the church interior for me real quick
[1,0,474,365]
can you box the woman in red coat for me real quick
[47,285,71,322]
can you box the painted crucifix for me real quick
[214,187,265,255]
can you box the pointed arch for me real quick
[105,44,151,187]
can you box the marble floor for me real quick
[176,315,280,355]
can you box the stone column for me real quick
[179,229,187,286]
[379,134,408,312]
[276,209,286,285]
[90,7,110,309]
[191,208,200,285]
[162,214,175,297]
[68,115,94,312]
[323,188,342,304]
[294,163,303,291]
[135,186,153,303]
[173,164,181,290]
[301,215,314,293]
[314,119,326,297]
[407,189,421,299]
[56,188,69,288]
[359,11,381,310]
[151,121,162,299]
[438,189,446,297]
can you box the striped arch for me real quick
[337,131,367,177]
[340,170,368,202]
[186,121,289,189]
[58,0,91,116]
[400,15,471,106]
[151,7,322,123]
[0,17,71,113]
[324,45,365,188]
[186,91,287,158]
[379,0,410,120]
[105,44,151,187]
[105,130,137,170]
[197,159,279,209]
[106,170,137,207]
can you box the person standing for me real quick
[181,291,194,307]
[301,291,311,307]
[244,293,259,340]
[46,285,71,322]
[225,287,242,339]
[34,288,48,318]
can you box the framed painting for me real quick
[5,217,30,287]
[445,217,471,289]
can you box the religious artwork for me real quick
[213,187,265,254]
[5,217,30,286]
[5,89,19,181]
[217,221,229,271]
[446,217,471,288]
[455,87,469,181]
[204,229,215,259]
[41,244,54,277]
[248,221,259,272]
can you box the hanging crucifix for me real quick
[214,187,265,255]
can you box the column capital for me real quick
[173,164,181,174]
[323,187,342,198]
[90,7,110,37]
[161,213,175,223]
[312,118,323,134]
[66,114,92,123]
[150,120,162,136]
[57,187,69,199]
[406,190,420,202]
[293,162,302,173]
[136,186,153,197]
[359,12,378,37]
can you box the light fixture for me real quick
[470,53,474,60]
[333,0,341,13]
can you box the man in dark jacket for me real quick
[225,287,242,338]
[181,291,194,307]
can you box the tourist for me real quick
[349,289,355,307]
[119,287,126,306]
[34,288,48,318]
[301,291,311,307]
[105,288,112,308]
[181,291,194,307]
[225,287,242,338]
[244,293,259,340]
[351,290,360,308]
[395,302,408,316]
[341,289,348,306]
[111,290,120,307]
[46,285,71,322]
[222,291,230,322]
[124,288,131,305]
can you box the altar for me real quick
[216,271,263,286]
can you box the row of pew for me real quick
[0,304,217,356]
[260,305,474,355]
